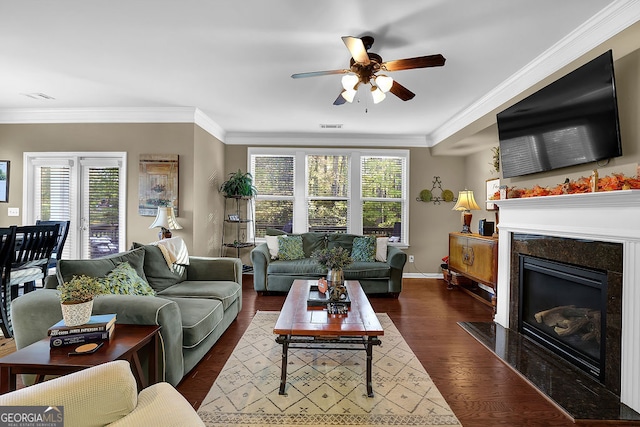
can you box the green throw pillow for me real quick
[351,236,376,262]
[277,235,305,260]
[100,261,156,296]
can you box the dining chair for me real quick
[35,219,70,280]
[0,226,17,338]
[1,224,58,337]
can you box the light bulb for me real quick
[341,74,359,91]
[375,75,393,93]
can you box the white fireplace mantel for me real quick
[494,190,640,413]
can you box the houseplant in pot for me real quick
[220,169,257,197]
[312,246,353,285]
[57,275,106,326]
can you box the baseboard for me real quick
[403,272,443,279]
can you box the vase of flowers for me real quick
[57,275,106,326]
[312,247,353,286]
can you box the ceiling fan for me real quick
[291,35,445,105]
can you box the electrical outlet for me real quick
[409,255,414,263]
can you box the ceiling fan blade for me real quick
[342,36,370,65]
[383,54,446,72]
[389,81,415,101]
[333,92,347,105]
[291,69,348,79]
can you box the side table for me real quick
[0,324,160,394]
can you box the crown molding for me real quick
[0,106,226,142]
[224,132,428,147]
[428,0,640,147]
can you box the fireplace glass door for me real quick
[519,255,607,381]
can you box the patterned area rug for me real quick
[197,311,461,426]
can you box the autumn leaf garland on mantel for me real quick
[490,172,640,200]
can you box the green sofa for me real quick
[250,232,406,295]
[10,243,242,387]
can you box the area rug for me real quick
[197,311,461,426]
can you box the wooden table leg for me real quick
[0,366,14,394]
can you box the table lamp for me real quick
[149,206,182,239]
[452,190,480,233]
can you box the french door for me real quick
[24,152,127,260]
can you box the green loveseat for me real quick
[250,232,406,296]
[10,243,242,386]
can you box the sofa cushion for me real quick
[352,236,376,262]
[162,297,224,349]
[267,258,326,275]
[327,233,358,253]
[131,243,186,292]
[344,261,391,279]
[265,235,279,259]
[301,232,327,257]
[100,261,156,296]
[158,280,241,310]
[57,247,147,285]
[277,235,305,260]
[376,237,389,262]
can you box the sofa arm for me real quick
[11,290,185,387]
[387,246,407,294]
[186,256,242,284]
[0,360,138,427]
[111,382,204,427]
[250,243,271,292]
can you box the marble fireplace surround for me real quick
[494,190,640,413]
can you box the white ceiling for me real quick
[1,1,638,152]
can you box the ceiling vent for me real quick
[21,92,55,100]
[319,124,343,129]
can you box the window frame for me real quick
[248,147,409,247]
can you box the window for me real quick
[24,153,126,259]
[249,148,409,244]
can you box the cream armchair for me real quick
[0,360,204,427]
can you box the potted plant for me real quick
[220,169,257,197]
[312,247,353,285]
[57,275,106,326]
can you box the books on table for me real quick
[48,313,116,348]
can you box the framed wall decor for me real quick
[0,161,9,203]
[138,154,179,216]
[486,178,500,211]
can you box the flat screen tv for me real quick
[497,50,622,179]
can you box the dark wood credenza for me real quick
[447,232,498,309]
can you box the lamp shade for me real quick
[341,73,359,91]
[375,75,393,93]
[452,190,481,212]
[371,86,386,104]
[149,206,183,230]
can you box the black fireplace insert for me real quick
[518,255,607,381]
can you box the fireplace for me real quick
[494,190,640,414]
[519,254,607,381]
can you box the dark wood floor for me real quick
[177,277,627,426]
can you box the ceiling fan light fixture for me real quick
[375,75,393,93]
[371,86,386,104]
[341,73,359,91]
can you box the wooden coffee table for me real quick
[0,324,160,394]
[274,279,383,397]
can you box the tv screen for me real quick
[497,50,622,179]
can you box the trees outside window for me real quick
[249,148,408,243]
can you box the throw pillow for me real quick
[375,237,389,262]
[277,235,304,260]
[265,235,279,259]
[99,261,156,296]
[352,236,376,262]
